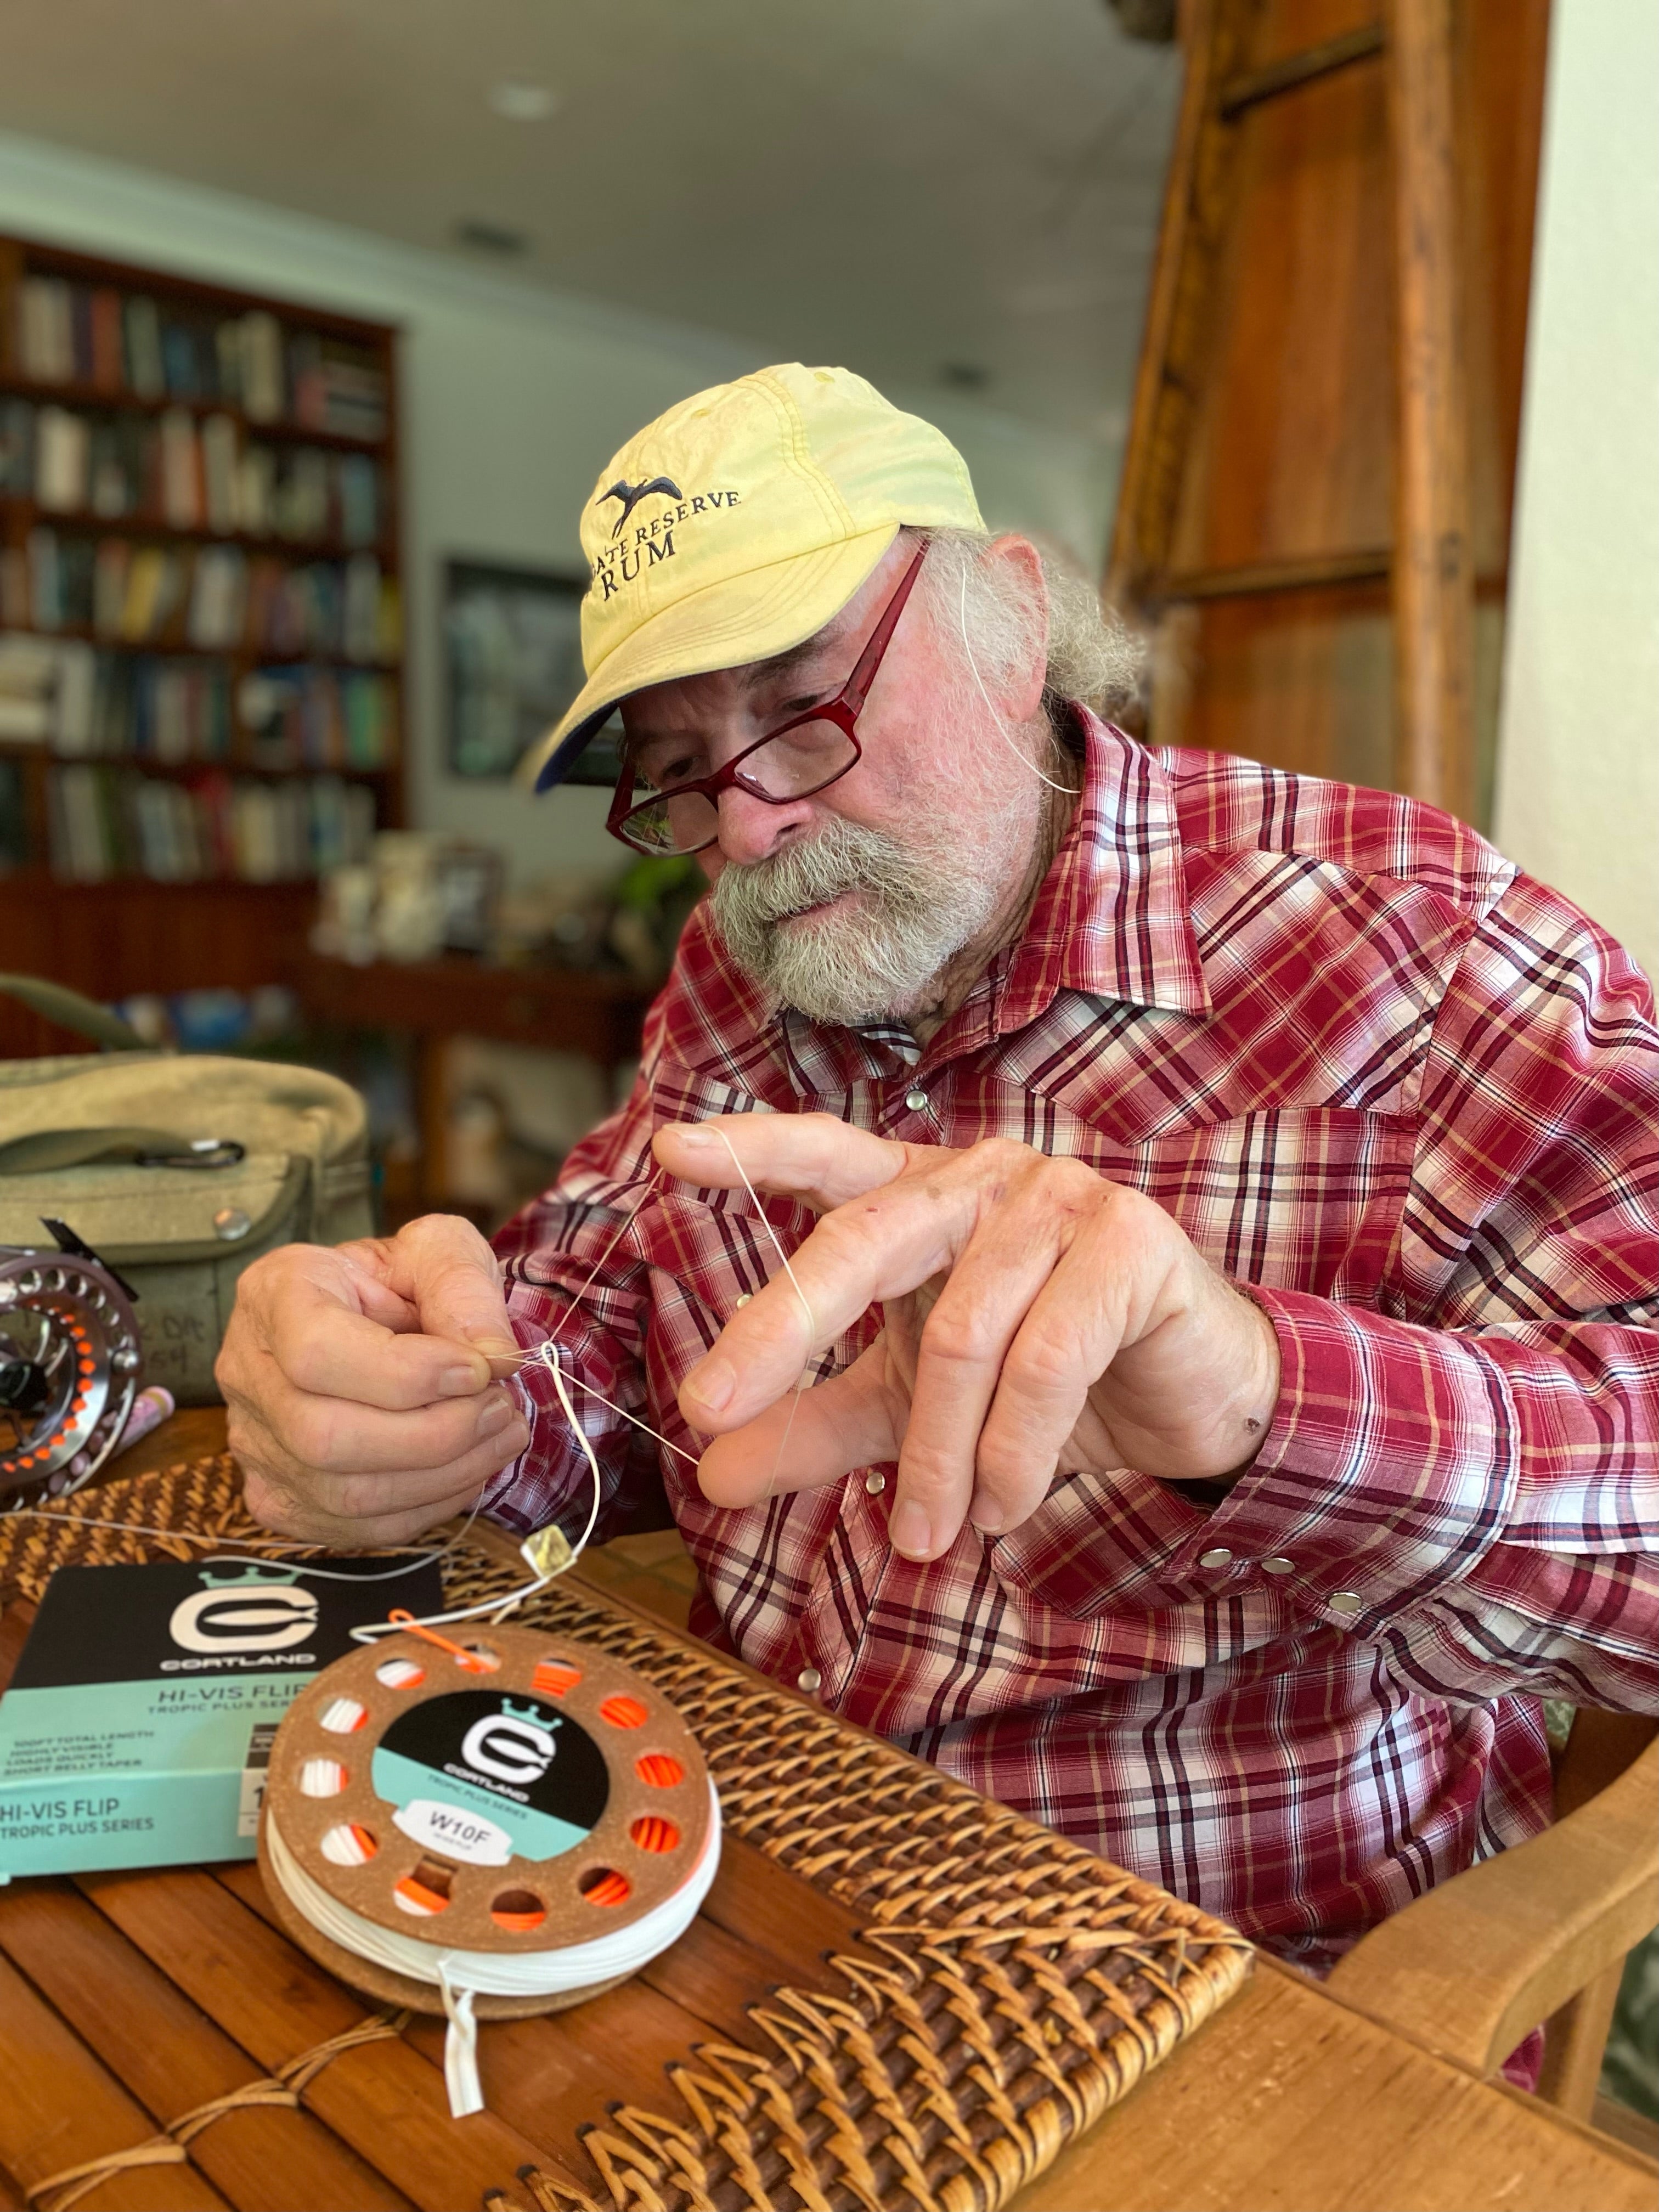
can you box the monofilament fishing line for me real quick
[259,1619,720,2118]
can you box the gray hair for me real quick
[911,526,1143,735]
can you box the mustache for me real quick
[711,817,923,932]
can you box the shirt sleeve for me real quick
[478,1082,667,1547]
[1182,870,1659,1712]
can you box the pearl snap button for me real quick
[864,1470,887,1493]
[1328,1591,1363,1618]
[795,1667,822,1695]
[1261,1556,1296,1576]
[734,1293,752,1308]
[1198,1547,1234,1570]
[904,1087,929,1111]
[212,1206,251,1242]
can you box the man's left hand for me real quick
[652,1115,1281,1562]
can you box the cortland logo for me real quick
[167,1565,319,1654]
[459,1699,561,1787]
[588,479,743,601]
[599,475,683,537]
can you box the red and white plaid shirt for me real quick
[488,713,1658,1976]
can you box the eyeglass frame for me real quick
[603,538,930,857]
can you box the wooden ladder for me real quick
[1108,0,1550,823]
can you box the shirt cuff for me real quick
[1166,1286,1520,1631]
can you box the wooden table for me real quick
[43,1413,1659,2211]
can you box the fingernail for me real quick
[889,1500,933,1558]
[438,1362,486,1396]
[673,1126,715,1149]
[685,1357,735,1413]
[968,1489,1004,1533]
[477,1394,514,1436]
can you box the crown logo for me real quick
[500,1696,558,1727]
[197,1562,303,1590]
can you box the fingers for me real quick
[887,1223,1067,1556]
[654,1113,911,1214]
[972,1190,1172,1504]
[693,1341,904,1508]
[224,1239,496,1412]
[383,1213,520,1370]
[675,1142,1008,1432]
[231,1395,523,1547]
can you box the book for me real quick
[0,632,59,744]
[159,407,202,528]
[235,444,275,535]
[0,400,33,494]
[0,1556,442,1876]
[52,640,98,755]
[337,453,380,547]
[343,552,382,663]
[69,285,94,384]
[275,446,330,541]
[26,527,62,630]
[240,311,286,422]
[17,276,74,382]
[120,545,173,641]
[200,412,239,534]
[93,537,131,637]
[122,294,166,399]
[33,405,90,512]
[90,287,125,394]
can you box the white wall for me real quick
[0,130,1120,888]
[1492,0,1659,983]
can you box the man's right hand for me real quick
[217,1214,531,1545]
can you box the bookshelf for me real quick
[0,232,403,1034]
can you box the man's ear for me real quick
[983,535,1049,722]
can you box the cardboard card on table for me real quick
[0,1554,441,1878]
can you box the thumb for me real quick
[695,1338,903,1507]
[383,1212,519,1381]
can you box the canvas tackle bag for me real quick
[0,976,373,1402]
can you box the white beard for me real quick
[709,810,1015,1025]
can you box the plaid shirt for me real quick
[489,712,1658,1973]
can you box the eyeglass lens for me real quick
[622,719,858,854]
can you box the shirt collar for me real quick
[992,709,1210,1036]
[661,709,1210,1098]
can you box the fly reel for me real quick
[0,1228,142,1498]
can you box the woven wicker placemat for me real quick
[0,1459,1254,2212]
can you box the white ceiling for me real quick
[0,0,1178,445]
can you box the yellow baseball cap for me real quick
[524,363,984,791]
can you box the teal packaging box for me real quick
[0,1555,441,1878]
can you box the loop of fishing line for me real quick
[16,1124,826,1623]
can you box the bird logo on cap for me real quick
[599,476,684,537]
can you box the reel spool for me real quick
[0,1238,142,1499]
[258,1623,716,2026]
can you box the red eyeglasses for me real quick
[605,540,929,857]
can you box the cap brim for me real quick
[521,525,900,793]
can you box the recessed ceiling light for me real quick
[489,80,558,122]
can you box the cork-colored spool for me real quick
[258,1624,712,2019]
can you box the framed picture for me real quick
[443,559,621,785]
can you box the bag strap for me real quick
[0,1128,247,1175]
[0,975,145,1052]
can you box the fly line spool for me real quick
[258,1620,719,2115]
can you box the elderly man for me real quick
[221,366,1657,2010]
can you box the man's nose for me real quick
[714,783,813,867]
